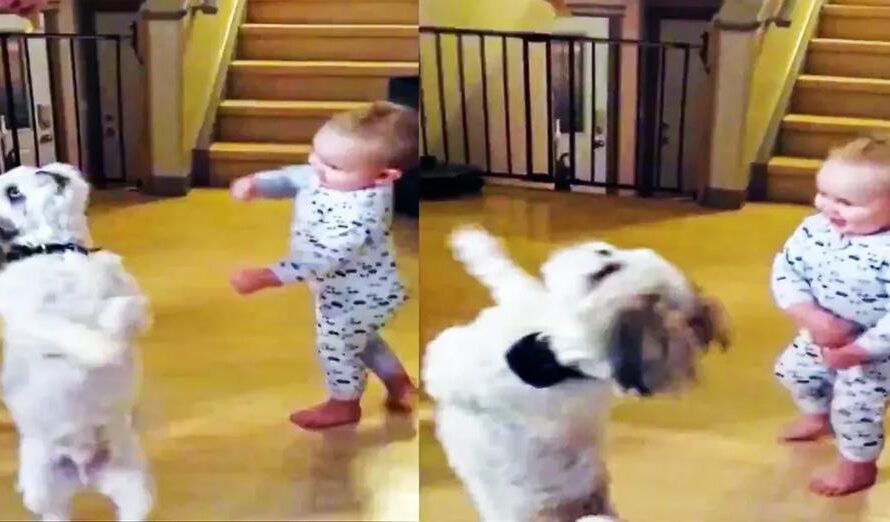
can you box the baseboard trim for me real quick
[699,187,746,210]
[148,175,190,197]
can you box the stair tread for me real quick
[219,99,368,114]
[823,4,890,16]
[231,59,418,69]
[241,23,418,36]
[768,156,823,176]
[209,142,313,157]
[810,38,890,52]
[783,113,890,129]
[797,74,890,92]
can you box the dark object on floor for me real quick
[419,156,485,200]
[388,76,419,217]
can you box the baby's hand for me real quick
[822,343,869,370]
[788,303,858,348]
[231,176,258,201]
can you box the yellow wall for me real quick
[181,0,245,160]
[743,0,822,168]
[420,0,639,184]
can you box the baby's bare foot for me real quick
[778,414,831,442]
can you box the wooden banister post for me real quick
[141,0,189,196]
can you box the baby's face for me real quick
[815,160,890,235]
[309,127,401,191]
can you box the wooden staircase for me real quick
[767,0,890,202]
[207,0,419,186]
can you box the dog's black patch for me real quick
[35,169,69,194]
[588,262,623,286]
[505,333,589,388]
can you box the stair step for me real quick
[229,60,418,76]
[792,75,890,119]
[779,114,890,157]
[239,24,418,62]
[833,0,890,4]
[766,156,821,203]
[821,5,890,40]
[207,142,313,186]
[217,100,368,143]
[209,142,312,161]
[247,0,418,25]
[807,39,890,79]
[227,60,419,101]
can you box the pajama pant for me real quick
[774,335,890,462]
[272,260,405,401]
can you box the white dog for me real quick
[0,163,153,521]
[423,227,729,522]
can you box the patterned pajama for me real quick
[254,165,407,400]
[772,214,890,461]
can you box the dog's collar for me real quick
[4,242,97,263]
[505,332,592,389]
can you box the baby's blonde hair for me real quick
[321,101,419,171]
[828,135,890,167]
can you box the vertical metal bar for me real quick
[545,39,553,177]
[568,38,576,182]
[457,34,470,165]
[676,46,690,194]
[480,35,491,173]
[22,38,39,165]
[590,40,597,182]
[502,35,512,175]
[434,33,449,163]
[655,45,668,190]
[115,36,128,181]
[522,38,533,177]
[1,36,20,168]
[634,43,645,196]
[69,38,82,169]
[419,84,429,156]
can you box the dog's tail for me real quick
[449,225,544,304]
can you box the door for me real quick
[0,14,56,170]
[96,12,143,184]
[550,16,616,186]
[655,19,709,192]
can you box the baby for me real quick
[229,101,418,430]
[772,136,890,496]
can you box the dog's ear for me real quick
[35,163,82,195]
[687,294,731,351]
[505,333,588,388]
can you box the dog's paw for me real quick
[449,225,503,262]
[99,296,150,339]
[70,329,126,367]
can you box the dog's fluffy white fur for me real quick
[423,227,726,522]
[0,163,153,521]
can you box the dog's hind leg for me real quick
[18,438,77,521]
[449,226,545,305]
[94,427,153,522]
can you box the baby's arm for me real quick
[232,164,315,200]
[771,222,816,311]
[852,271,890,358]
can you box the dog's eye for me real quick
[588,262,623,285]
[596,249,612,257]
[5,185,22,202]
